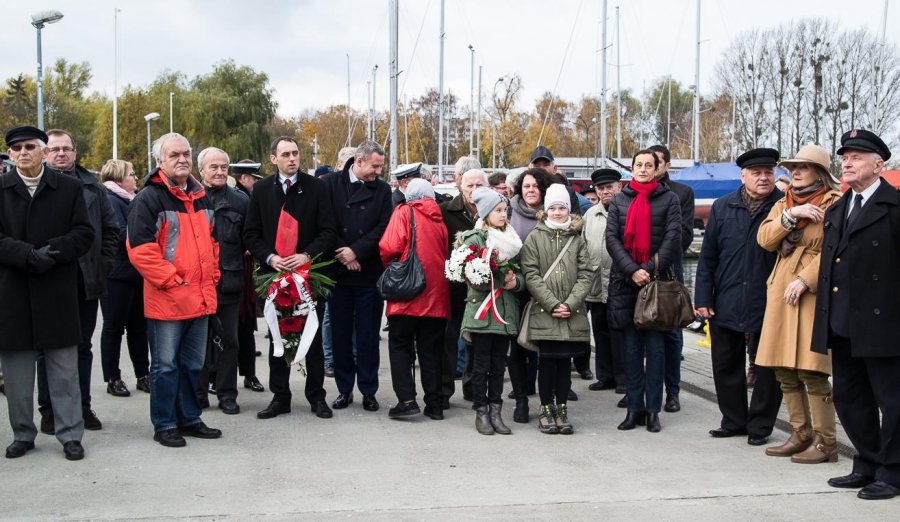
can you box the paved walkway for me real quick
[0,324,895,520]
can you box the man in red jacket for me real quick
[127,132,222,448]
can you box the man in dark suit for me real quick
[243,136,337,420]
[812,129,900,500]
[322,141,392,412]
[650,144,695,414]
[0,126,94,460]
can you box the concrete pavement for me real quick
[0,324,896,521]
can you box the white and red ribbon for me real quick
[472,244,508,325]
[263,270,319,366]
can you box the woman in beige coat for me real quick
[756,144,842,464]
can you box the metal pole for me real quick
[666,78,672,148]
[469,45,475,156]
[491,120,496,169]
[36,24,44,129]
[615,6,622,161]
[347,54,352,146]
[438,0,445,179]
[146,120,152,174]
[731,92,736,162]
[169,92,174,133]
[477,65,482,159]
[403,95,410,164]
[389,0,399,171]
[600,0,607,163]
[367,80,372,140]
[693,0,701,162]
[372,65,378,141]
[113,9,119,159]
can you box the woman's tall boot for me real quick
[766,392,812,457]
[791,393,838,464]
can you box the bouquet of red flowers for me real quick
[255,256,335,367]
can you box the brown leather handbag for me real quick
[633,254,694,331]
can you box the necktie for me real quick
[845,193,863,230]
[283,178,292,194]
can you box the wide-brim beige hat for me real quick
[778,144,839,186]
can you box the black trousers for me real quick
[538,357,572,406]
[442,313,463,399]
[388,315,445,409]
[709,323,782,436]
[508,342,537,398]
[831,336,900,486]
[268,303,326,406]
[198,302,240,401]
[588,301,625,385]
[237,316,257,378]
[99,278,149,382]
[469,332,510,408]
[38,279,98,411]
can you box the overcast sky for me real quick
[3,0,898,120]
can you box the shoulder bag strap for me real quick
[542,236,575,281]
[407,205,417,260]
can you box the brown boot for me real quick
[791,393,838,464]
[766,392,812,457]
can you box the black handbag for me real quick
[377,206,426,301]
[633,254,694,331]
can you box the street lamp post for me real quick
[144,112,160,174]
[31,10,64,129]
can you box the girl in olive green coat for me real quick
[520,184,593,435]
[458,188,523,435]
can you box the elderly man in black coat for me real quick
[0,126,94,461]
[812,130,900,500]
[695,148,784,447]
[243,136,338,421]
[322,141,392,412]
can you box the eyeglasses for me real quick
[126,172,137,178]
[47,146,75,154]
[9,143,39,152]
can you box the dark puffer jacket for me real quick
[604,182,682,329]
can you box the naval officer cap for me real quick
[736,148,780,169]
[5,126,49,147]
[836,129,891,161]
[392,162,423,181]
[229,160,263,179]
[590,168,623,186]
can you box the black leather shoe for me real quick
[362,395,379,412]
[646,412,661,433]
[423,405,444,420]
[218,398,240,415]
[588,379,616,391]
[388,401,421,418]
[709,427,748,438]
[63,440,84,461]
[180,421,222,439]
[40,411,55,435]
[332,393,354,409]
[617,395,628,408]
[257,401,290,419]
[578,369,594,380]
[107,379,131,397]
[857,481,900,500]
[243,377,264,392]
[747,434,769,446]
[567,390,579,401]
[617,411,645,431]
[513,398,529,423]
[5,440,35,459]
[664,394,681,413]
[311,400,333,419]
[136,376,151,393]
[83,408,102,431]
[828,472,875,489]
[153,428,186,447]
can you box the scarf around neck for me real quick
[104,180,135,201]
[780,179,829,257]
[624,179,658,264]
[545,216,572,231]
[740,186,768,218]
[479,220,523,260]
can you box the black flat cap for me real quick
[229,161,263,179]
[590,168,622,186]
[736,148,780,169]
[580,183,596,195]
[837,129,891,161]
[5,126,48,147]
[530,145,554,163]
[392,162,423,180]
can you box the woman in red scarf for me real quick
[605,149,683,433]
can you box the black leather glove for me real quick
[26,246,58,273]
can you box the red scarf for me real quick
[623,179,658,264]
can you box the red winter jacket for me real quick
[127,170,219,320]
[379,199,450,319]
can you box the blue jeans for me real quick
[147,317,208,432]
[322,303,333,367]
[664,329,682,397]
[623,325,666,413]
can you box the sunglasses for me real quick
[9,143,39,152]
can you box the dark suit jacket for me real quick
[322,170,392,287]
[812,178,900,357]
[243,173,337,274]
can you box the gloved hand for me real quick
[26,246,59,273]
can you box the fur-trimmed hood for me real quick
[534,211,584,234]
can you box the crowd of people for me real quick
[1,123,897,501]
